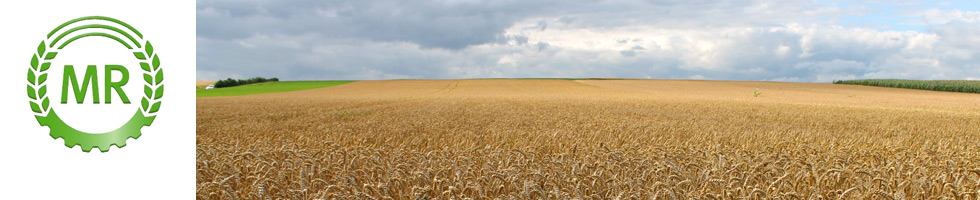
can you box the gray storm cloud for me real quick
[196,0,980,82]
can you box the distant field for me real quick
[196,81,355,97]
[195,81,216,88]
[835,79,980,93]
[198,79,980,199]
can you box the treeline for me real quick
[214,77,279,88]
[833,79,980,93]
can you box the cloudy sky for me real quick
[197,0,980,82]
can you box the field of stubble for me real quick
[197,79,980,199]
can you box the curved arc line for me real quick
[49,25,142,49]
[46,16,143,39]
[58,33,133,49]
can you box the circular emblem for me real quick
[26,16,163,152]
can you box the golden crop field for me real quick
[197,79,980,199]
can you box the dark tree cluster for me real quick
[214,77,279,88]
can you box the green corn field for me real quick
[834,79,980,93]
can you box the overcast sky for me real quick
[197,0,980,82]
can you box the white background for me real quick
[0,1,195,198]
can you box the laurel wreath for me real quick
[27,40,163,116]
[27,20,163,153]
[26,41,52,114]
[136,41,164,115]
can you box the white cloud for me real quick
[196,0,980,82]
[915,9,980,24]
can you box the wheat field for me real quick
[197,79,980,199]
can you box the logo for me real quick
[26,16,163,152]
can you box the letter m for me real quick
[61,65,100,104]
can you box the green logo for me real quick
[26,16,163,152]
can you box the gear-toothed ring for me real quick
[26,16,163,152]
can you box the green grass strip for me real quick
[197,81,355,97]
